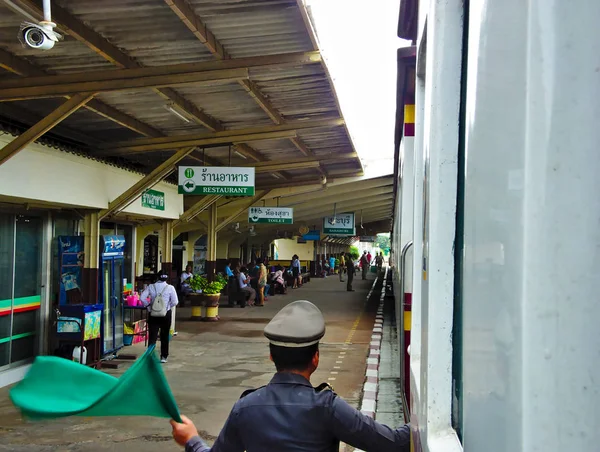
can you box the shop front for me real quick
[0,212,46,386]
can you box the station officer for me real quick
[170,300,411,451]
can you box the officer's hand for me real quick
[170,415,199,446]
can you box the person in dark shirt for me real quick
[170,300,410,451]
[345,253,355,292]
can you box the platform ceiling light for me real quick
[164,103,191,123]
[234,150,248,160]
[272,173,282,179]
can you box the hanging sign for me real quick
[178,167,255,196]
[302,230,321,241]
[323,213,355,235]
[248,207,293,224]
[360,236,376,243]
[141,189,165,211]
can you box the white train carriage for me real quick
[391,1,600,451]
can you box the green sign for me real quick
[141,189,165,211]
[178,166,255,197]
[323,213,355,236]
[248,207,293,224]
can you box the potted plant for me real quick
[188,274,228,307]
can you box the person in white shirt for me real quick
[140,270,179,363]
[180,265,193,295]
[237,266,256,307]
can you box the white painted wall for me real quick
[0,135,183,219]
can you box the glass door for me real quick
[0,214,43,369]
[112,259,124,350]
[102,260,113,353]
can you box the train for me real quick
[390,1,599,451]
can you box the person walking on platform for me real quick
[339,252,346,282]
[170,300,410,452]
[375,252,384,274]
[291,254,301,289]
[360,251,370,280]
[345,253,355,292]
[140,270,179,363]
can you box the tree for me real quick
[375,233,390,253]
[348,246,360,260]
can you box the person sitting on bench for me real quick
[180,265,194,295]
[238,266,256,307]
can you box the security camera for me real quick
[19,21,62,50]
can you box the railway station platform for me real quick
[0,272,397,452]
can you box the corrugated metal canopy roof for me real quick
[0,0,397,228]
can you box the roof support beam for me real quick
[284,186,393,208]
[165,0,227,59]
[0,48,163,138]
[255,172,362,192]
[247,153,356,172]
[101,118,342,154]
[99,146,197,220]
[0,68,249,101]
[0,93,95,166]
[215,190,271,233]
[174,195,222,229]
[278,178,393,204]
[293,200,393,221]
[0,52,321,100]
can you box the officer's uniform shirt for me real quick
[185,373,410,452]
[184,300,410,452]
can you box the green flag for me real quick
[10,346,181,422]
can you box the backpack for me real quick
[150,284,169,317]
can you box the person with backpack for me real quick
[140,269,179,363]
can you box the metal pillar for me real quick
[206,202,218,281]
[160,220,174,277]
[203,202,219,321]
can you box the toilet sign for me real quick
[178,166,255,196]
[248,207,293,224]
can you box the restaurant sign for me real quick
[141,189,165,211]
[178,167,255,196]
[248,207,293,224]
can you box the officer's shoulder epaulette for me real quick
[314,382,334,393]
[239,385,266,399]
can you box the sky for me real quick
[306,0,411,177]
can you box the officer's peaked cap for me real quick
[264,300,325,347]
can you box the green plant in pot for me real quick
[188,274,227,306]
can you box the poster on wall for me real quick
[58,236,84,305]
[178,166,255,196]
[323,213,355,236]
[193,245,207,275]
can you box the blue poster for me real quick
[58,236,84,305]
[102,235,125,257]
